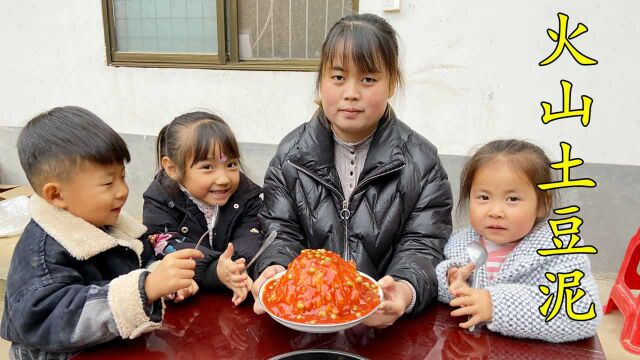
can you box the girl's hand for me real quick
[230,267,251,289]
[363,276,413,328]
[174,279,199,303]
[447,262,476,296]
[231,284,248,306]
[145,248,204,303]
[251,265,286,314]
[231,277,253,306]
[231,278,252,306]
[449,287,493,329]
[217,243,248,289]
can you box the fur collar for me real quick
[29,195,147,261]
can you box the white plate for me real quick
[259,270,383,333]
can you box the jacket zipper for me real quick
[288,161,351,259]
[340,199,351,261]
[288,160,405,261]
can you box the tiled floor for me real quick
[0,265,638,358]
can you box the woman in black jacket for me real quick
[251,14,453,328]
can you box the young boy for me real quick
[0,106,203,359]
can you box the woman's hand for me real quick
[363,276,413,328]
[449,287,493,329]
[251,264,286,314]
[447,262,475,296]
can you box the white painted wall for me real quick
[1,0,638,166]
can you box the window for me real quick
[102,0,358,71]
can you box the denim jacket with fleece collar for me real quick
[1,196,162,359]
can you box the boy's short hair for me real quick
[18,106,130,194]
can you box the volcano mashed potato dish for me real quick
[262,249,382,324]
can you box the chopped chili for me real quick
[263,249,381,324]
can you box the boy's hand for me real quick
[449,287,493,329]
[174,279,199,303]
[363,276,412,328]
[252,265,286,314]
[145,248,204,303]
[447,262,475,296]
[217,243,249,290]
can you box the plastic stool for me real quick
[604,227,640,354]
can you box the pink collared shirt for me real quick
[481,237,518,282]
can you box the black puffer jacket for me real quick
[143,170,263,289]
[256,109,453,315]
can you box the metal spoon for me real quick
[242,230,278,273]
[467,241,488,332]
[193,204,220,252]
[168,204,218,301]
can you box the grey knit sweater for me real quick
[436,224,601,343]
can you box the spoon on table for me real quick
[467,241,488,332]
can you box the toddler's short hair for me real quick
[18,106,130,194]
[458,139,554,225]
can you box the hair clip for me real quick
[218,153,228,163]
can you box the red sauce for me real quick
[262,249,381,324]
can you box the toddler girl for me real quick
[436,139,601,342]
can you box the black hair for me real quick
[458,139,555,225]
[18,106,130,194]
[156,111,240,181]
[316,13,403,95]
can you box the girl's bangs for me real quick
[188,122,240,167]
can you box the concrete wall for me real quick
[1,1,638,165]
[1,1,639,274]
